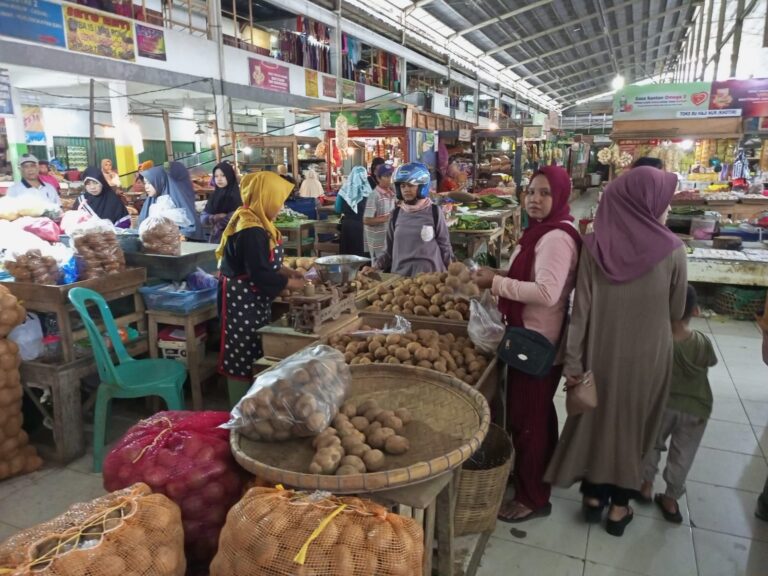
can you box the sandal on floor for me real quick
[606,507,634,537]
[498,502,552,524]
[582,499,605,524]
[654,494,683,524]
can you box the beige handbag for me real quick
[564,371,598,416]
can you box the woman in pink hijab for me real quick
[544,166,688,538]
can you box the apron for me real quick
[218,243,283,380]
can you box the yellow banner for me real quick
[64,3,135,62]
[305,70,319,99]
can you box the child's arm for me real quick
[699,333,719,368]
[762,330,768,366]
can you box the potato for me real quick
[341,433,366,451]
[385,333,401,346]
[335,465,359,475]
[394,348,410,362]
[394,408,412,425]
[308,461,323,474]
[380,415,403,433]
[406,341,422,354]
[375,410,395,423]
[428,305,442,316]
[448,262,467,276]
[314,454,340,474]
[357,400,379,414]
[386,357,400,364]
[422,283,436,297]
[314,434,341,450]
[417,360,433,369]
[362,449,386,472]
[374,347,389,360]
[413,306,429,316]
[368,340,383,354]
[368,427,396,449]
[350,416,369,431]
[340,455,366,473]
[346,442,371,458]
[432,360,447,373]
[364,420,382,437]
[363,407,383,422]
[384,435,410,455]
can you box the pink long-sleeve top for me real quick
[491,227,579,347]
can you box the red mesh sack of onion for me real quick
[102,411,246,568]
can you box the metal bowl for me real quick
[313,255,370,285]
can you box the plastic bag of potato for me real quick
[210,487,423,576]
[224,345,350,442]
[0,483,185,576]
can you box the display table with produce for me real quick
[686,242,768,287]
[450,227,504,267]
[276,219,317,256]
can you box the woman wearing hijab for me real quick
[75,166,130,227]
[101,159,121,189]
[472,166,581,523]
[335,165,372,257]
[544,166,687,537]
[138,162,204,240]
[217,172,305,405]
[298,169,324,199]
[201,162,242,244]
[368,157,386,190]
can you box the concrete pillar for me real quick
[108,80,137,186]
[399,56,407,95]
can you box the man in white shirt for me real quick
[6,154,61,207]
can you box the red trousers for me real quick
[507,365,563,510]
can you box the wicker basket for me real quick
[455,423,513,536]
[231,364,491,494]
[712,286,766,321]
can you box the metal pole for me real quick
[162,110,173,161]
[693,4,704,81]
[701,0,715,79]
[336,0,343,104]
[209,78,221,163]
[713,0,727,79]
[730,0,747,77]
[89,78,96,166]
[686,28,694,81]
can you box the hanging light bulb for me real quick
[501,140,510,151]
[489,121,499,130]
[182,106,194,119]
[242,146,253,155]
[611,74,625,90]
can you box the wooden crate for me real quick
[354,309,470,330]
[257,313,359,359]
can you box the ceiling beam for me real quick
[405,0,435,15]
[486,0,636,56]
[504,4,691,71]
[448,0,555,41]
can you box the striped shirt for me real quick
[364,185,397,257]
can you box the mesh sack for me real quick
[0,483,185,576]
[210,487,423,576]
[224,345,350,442]
[102,412,246,567]
[139,216,181,256]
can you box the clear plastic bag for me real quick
[139,216,181,256]
[224,345,350,442]
[70,218,126,280]
[149,195,192,228]
[4,248,60,284]
[468,290,505,355]
[8,313,43,361]
[348,314,412,338]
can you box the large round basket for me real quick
[231,364,491,494]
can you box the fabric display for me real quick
[274,18,331,73]
[341,34,400,92]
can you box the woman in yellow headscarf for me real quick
[217,172,305,403]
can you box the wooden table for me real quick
[146,304,219,411]
[313,218,340,256]
[450,227,505,265]
[277,220,317,256]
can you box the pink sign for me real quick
[248,58,290,93]
[710,78,768,117]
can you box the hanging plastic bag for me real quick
[468,290,505,355]
[14,216,61,243]
[8,313,43,361]
[149,195,192,228]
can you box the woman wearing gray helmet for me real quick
[365,162,453,276]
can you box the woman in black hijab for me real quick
[201,162,242,243]
[368,157,386,190]
[76,166,130,227]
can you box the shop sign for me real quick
[330,109,404,129]
[22,105,45,144]
[614,82,711,120]
[305,70,319,98]
[523,126,543,139]
[710,78,768,117]
[458,129,472,142]
[322,76,337,98]
[0,69,12,116]
[0,0,66,48]
[355,83,365,104]
[135,23,166,61]
[248,57,290,93]
[342,80,356,101]
[64,5,135,61]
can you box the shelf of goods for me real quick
[240,135,321,181]
[1,267,148,463]
[686,242,768,287]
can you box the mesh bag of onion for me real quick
[102,411,245,567]
[0,483,185,576]
[210,487,423,576]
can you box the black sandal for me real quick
[498,502,552,524]
[606,507,634,537]
[582,502,605,524]
[654,494,683,524]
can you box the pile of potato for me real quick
[211,487,423,576]
[5,249,59,284]
[0,483,186,576]
[231,346,350,442]
[309,399,412,476]
[366,262,479,320]
[0,286,42,481]
[284,256,316,274]
[328,328,490,386]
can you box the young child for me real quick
[640,285,718,523]
[756,308,768,522]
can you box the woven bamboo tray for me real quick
[231,364,490,494]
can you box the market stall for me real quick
[240,134,323,182]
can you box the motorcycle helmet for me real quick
[394,162,431,199]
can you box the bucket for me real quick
[590,173,601,186]
[690,216,717,240]
[455,423,513,536]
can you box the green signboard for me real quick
[330,109,404,129]
[613,82,712,120]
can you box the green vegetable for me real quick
[453,215,491,231]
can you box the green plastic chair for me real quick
[68,287,187,472]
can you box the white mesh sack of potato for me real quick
[0,483,185,576]
[224,345,350,441]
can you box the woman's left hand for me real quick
[472,266,497,289]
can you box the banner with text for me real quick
[0,0,66,48]
[322,76,337,98]
[248,57,290,93]
[22,105,45,144]
[64,4,135,61]
[614,82,712,120]
[710,79,768,118]
[305,70,319,98]
[135,23,166,61]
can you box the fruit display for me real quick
[327,327,491,387]
[0,483,185,576]
[211,487,423,576]
[226,345,350,442]
[102,412,246,566]
[366,262,479,320]
[308,399,413,475]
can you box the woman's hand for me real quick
[563,374,584,389]
[361,265,377,275]
[472,267,497,290]
[286,277,305,291]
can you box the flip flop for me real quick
[498,502,552,524]
[654,494,683,524]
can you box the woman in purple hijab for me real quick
[544,166,688,538]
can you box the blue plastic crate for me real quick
[139,283,217,313]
